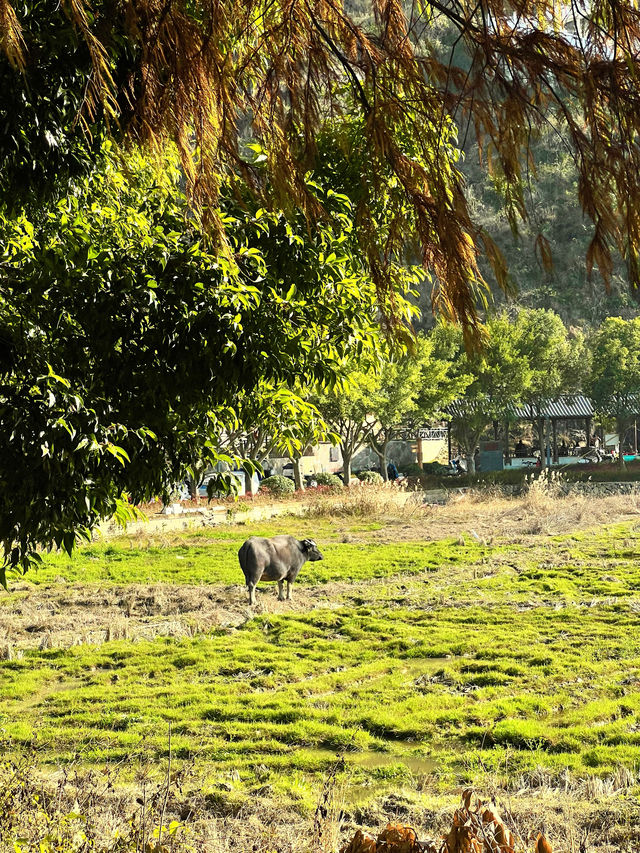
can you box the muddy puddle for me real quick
[302,747,437,777]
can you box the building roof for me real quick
[446,394,596,420]
[512,395,594,420]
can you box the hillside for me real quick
[343,1,638,326]
[462,128,637,325]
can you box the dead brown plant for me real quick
[303,485,425,522]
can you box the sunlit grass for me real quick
[3,514,640,805]
[25,529,489,586]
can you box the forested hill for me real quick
[343,1,638,327]
[461,128,636,326]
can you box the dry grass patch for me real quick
[410,489,640,543]
[2,752,639,853]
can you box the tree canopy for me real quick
[4,0,640,329]
[4,0,640,575]
[0,144,381,577]
[588,317,640,464]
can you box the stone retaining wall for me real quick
[561,480,640,497]
[422,479,640,503]
[486,480,640,498]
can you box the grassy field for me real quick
[2,488,640,850]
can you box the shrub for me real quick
[314,472,343,489]
[358,470,383,484]
[422,461,452,476]
[259,475,295,496]
[401,462,425,477]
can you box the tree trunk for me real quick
[379,440,391,479]
[465,450,476,475]
[292,457,304,490]
[503,419,510,466]
[372,446,388,480]
[536,416,545,467]
[369,434,389,480]
[342,450,352,486]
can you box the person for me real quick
[559,440,568,456]
[515,439,526,458]
[594,435,603,462]
[387,460,399,481]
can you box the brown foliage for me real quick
[341,791,553,853]
[0,0,23,70]
[535,834,553,853]
[342,828,379,853]
[342,823,423,853]
[3,0,640,326]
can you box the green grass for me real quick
[3,601,640,780]
[21,527,489,586]
[4,516,640,806]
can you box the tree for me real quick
[187,383,326,496]
[283,407,330,492]
[0,146,381,578]
[514,309,587,464]
[588,318,640,468]
[367,335,463,479]
[221,384,323,467]
[5,0,640,326]
[432,315,532,474]
[316,368,376,487]
[435,309,587,472]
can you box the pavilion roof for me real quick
[512,395,594,420]
[446,394,595,420]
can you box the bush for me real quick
[358,470,383,484]
[422,461,452,476]
[401,462,425,477]
[259,475,295,496]
[314,472,343,489]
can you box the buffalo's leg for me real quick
[248,583,256,605]
[277,580,285,601]
[286,580,292,600]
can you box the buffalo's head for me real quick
[302,539,324,561]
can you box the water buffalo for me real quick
[238,535,324,604]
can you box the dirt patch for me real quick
[0,578,358,652]
[363,491,640,543]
